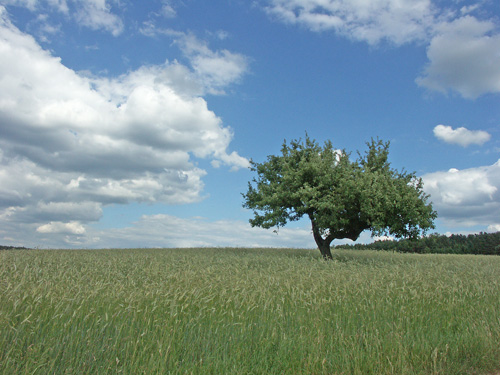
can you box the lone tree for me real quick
[242,135,437,259]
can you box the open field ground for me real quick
[1,248,499,374]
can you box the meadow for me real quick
[1,247,499,374]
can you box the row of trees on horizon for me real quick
[337,231,500,256]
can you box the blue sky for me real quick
[0,0,499,249]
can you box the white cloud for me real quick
[139,27,250,95]
[264,0,436,45]
[264,1,500,99]
[46,0,69,13]
[460,5,479,16]
[1,0,122,35]
[10,0,69,13]
[433,124,491,147]
[160,0,176,18]
[189,48,249,95]
[487,224,500,232]
[33,14,62,42]
[0,9,248,238]
[73,0,123,36]
[37,221,86,235]
[0,0,38,11]
[423,160,500,229]
[416,16,500,98]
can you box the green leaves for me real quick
[242,134,437,253]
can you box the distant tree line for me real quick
[0,245,32,251]
[337,232,500,255]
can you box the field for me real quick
[1,248,499,374]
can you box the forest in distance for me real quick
[338,231,500,255]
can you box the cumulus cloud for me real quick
[423,160,500,229]
[433,124,491,147]
[263,1,500,98]
[263,0,436,45]
[37,221,86,235]
[417,16,500,98]
[0,7,248,240]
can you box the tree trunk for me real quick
[317,240,334,260]
[310,218,334,260]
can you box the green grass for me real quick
[1,248,499,374]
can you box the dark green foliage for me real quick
[338,231,500,255]
[243,135,437,258]
[0,245,32,251]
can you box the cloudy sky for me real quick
[0,0,499,249]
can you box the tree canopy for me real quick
[242,135,437,259]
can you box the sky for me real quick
[0,0,499,249]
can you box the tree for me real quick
[242,135,437,259]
